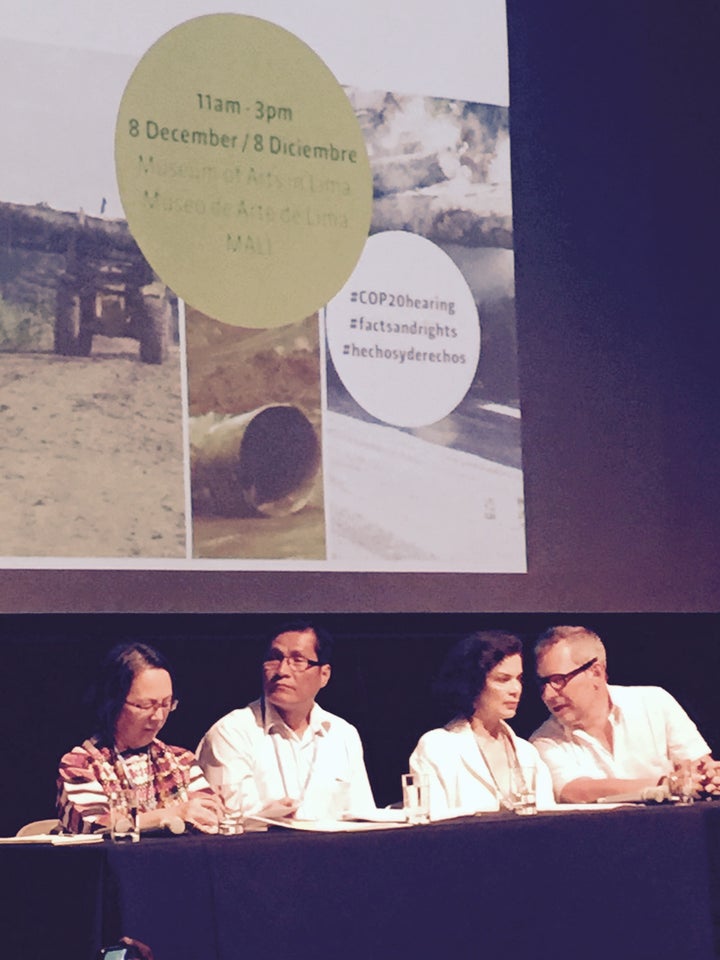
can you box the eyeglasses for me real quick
[124,698,178,714]
[262,652,321,673]
[536,657,598,692]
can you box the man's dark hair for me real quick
[264,620,334,665]
[433,630,523,721]
[90,642,174,747]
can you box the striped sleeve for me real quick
[56,746,111,834]
[166,745,216,800]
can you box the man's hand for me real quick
[695,757,720,796]
[257,797,300,819]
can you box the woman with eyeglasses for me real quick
[57,642,220,834]
[409,631,554,820]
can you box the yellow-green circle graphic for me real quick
[115,14,372,328]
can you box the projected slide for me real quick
[0,2,524,572]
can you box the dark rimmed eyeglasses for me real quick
[262,652,321,673]
[124,698,178,714]
[536,657,598,692]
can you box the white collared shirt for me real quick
[197,699,375,820]
[530,685,710,796]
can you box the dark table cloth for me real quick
[3,803,719,960]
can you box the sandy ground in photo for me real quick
[0,338,186,558]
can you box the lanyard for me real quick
[472,726,519,809]
[262,698,320,803]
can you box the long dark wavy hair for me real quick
[433,630,523,721]
[90,642,174,747]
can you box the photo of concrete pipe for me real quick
[190,404,321,518]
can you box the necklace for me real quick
[472,724,519,810]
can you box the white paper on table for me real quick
[248,815,411,832]
[344,807,409,823]
[0,833,104,844]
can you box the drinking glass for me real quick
[402,772,430,824]
[669,760,695,805]
[509,765,537,815]
[109,787,140,842]
[216,782,246,835]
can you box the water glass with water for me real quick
[402,772,430,824]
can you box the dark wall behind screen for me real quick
[1,0,718,613]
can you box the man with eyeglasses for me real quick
[197,621,375,821]
[529,625,719,803]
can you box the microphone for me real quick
[640,783,671,803]
[161,815,186,834]
[597,782,671,804]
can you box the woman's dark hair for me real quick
[90,642,174,747]
[433,630,523,721]
[263,620,334,665]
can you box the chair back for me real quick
[16,819,61,837]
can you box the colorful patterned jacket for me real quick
[57,737,213,834]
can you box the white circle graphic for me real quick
[326,231,480,428]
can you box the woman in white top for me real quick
[409,630,554,820]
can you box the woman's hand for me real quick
[177,793,222,833]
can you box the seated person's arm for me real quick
[197,717,299,819]
[253,798,300,819]
[531,733,669,804]
[138,756,222,833]
[557,775,660,804]
[57,783,105,834]
[558,753,720,803]
[135,793,221,833]
[558,753,718,802]
[669,750,720,798]
[409,735,474,820]
[57,748,111,834]
[345,726,376,814]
